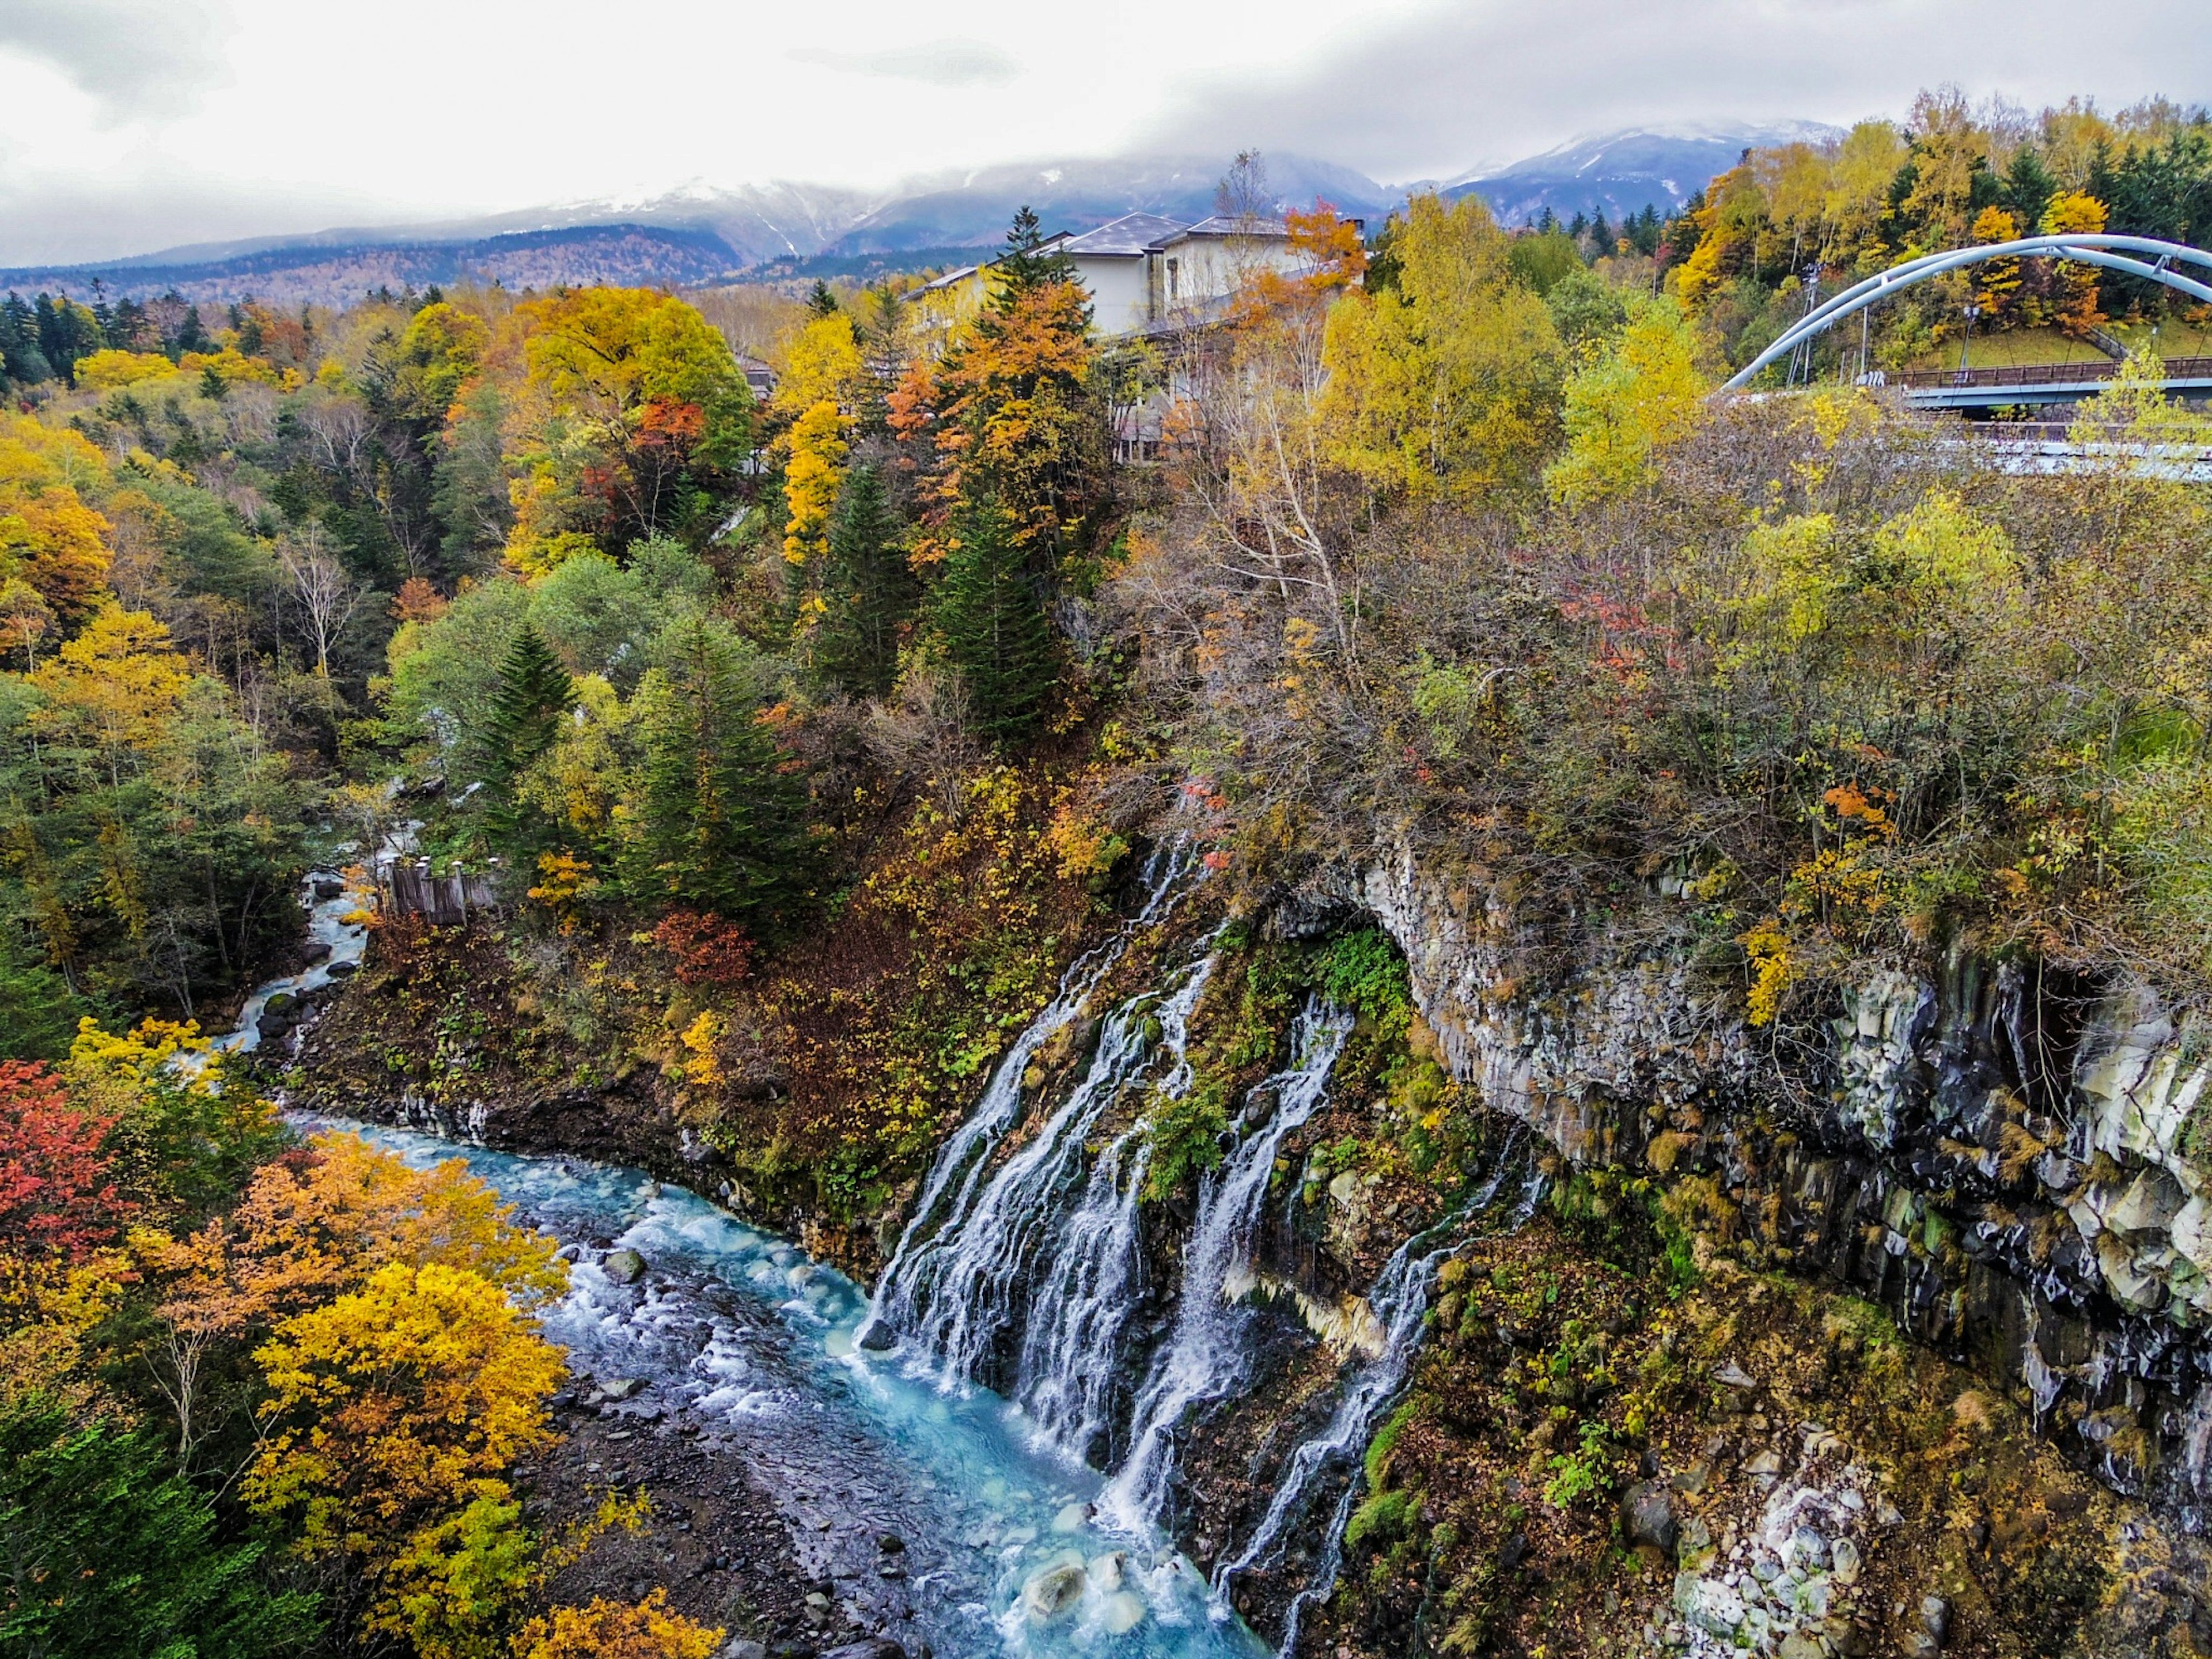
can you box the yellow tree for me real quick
[512,1591,724,1659]
[2040,191,2110,336]
[1902,87,1990,250]
[1545,297,1710,506]
[782,399,850,576]
[393,302,491,424]
[1824,122,1910,270]
[0,486,113,637]
[506,289,744,559]
[1320,192,1563,501]
[210,1130,567,1324]
[246,1260,566,1646]
[28,605,193,762]
[1674,161,1768,305]
[1971,207,2024,324]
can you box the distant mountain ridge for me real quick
[0,127,1830,303]
[1445,122,1845,226]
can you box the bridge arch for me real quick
[1721,234,2212,392]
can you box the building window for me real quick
[1167,258,1179,303]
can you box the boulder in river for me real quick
[325,960,358,979]
[1021,1561,1086,1622]
[312,876,345,900]
[1620,1479,1678,1552]
[820,1642,906,1659]
[603,1248,647,1284]
[599,1376,646,1401]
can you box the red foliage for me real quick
[635,397,706,454]
[652,910,755,992]
[0,1061,128,1263]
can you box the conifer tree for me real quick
[626,618,808,924]
[813,464,915,697]
[479,624,574,839]
[930,492,1054,743]
[0,1395,314,1658]
[995,206,1077,305]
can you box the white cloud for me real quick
[0,0,2202,267]
[787,40,1020,88]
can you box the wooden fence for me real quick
[377,859,505,927]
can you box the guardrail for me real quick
[1887,354,2212,391]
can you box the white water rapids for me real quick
[229,830,1524,1658]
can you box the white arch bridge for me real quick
[1722,233,2212,409]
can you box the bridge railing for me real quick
[1885,354,2212,392]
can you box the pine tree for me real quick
[2003,145,2056,236]
[479,624,574,838]
[813,464,915,697]
[995,206,1077,306]
[627,618,808,924]
[931,491,1055,743]
[807,279,839,317]
[169,302,210,358]
[0,1395,315,1659]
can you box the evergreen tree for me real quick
[1588,209,1614,253]
[807,279,839,317]
[0,1394,316,1659]
[479,624,574,839]
[169,302,210,358]
[0,293,50,389]
[2002,146,2056,241]
[627,618,808,924]
[995,206,1077,306]
[930,491,1054,743]
[813,464,915,697]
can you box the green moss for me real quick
[1141,1077,1232,1201]
[1346,1486,1423,1551]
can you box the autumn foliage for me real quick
[652,907,755,991]
[511,1590,724,1659]
[0,1060,126,1263]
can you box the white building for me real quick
[905,211,1325,344]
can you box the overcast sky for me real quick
[2,0,2206,266]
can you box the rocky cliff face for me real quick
[1343,844,2212,1532]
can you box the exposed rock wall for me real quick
[1339,844,2212,1530]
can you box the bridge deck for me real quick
[1889,354,2212,409]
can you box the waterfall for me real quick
[1214,1146,1543,1658]
[863,837,1192,1353]
[1100,999,1353,1530]
[872,946,1217,1400]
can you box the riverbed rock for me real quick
[819,1642,905,1659]
[312,876,345,900]
[717,1643,767,1659]
[604,1248,647,1284]
[1621,1479,1679,1552]
[1020,1562,1086,1622]
[599,1376,645,1401]
[1088,1550,1125,1592]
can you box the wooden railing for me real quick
[1889,354,2212,391]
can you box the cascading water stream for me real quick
[1006,940,1237,1463]
[1101,998,1353,1531]
[1213,1144,1544,1658]
[865,837,1194,1351]
[883,948,1219,1400]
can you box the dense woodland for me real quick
[3,87,2212,1659]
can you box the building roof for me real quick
[1057,212,1192,258]
[1161,215,1293,243]
[908,263,980,296]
